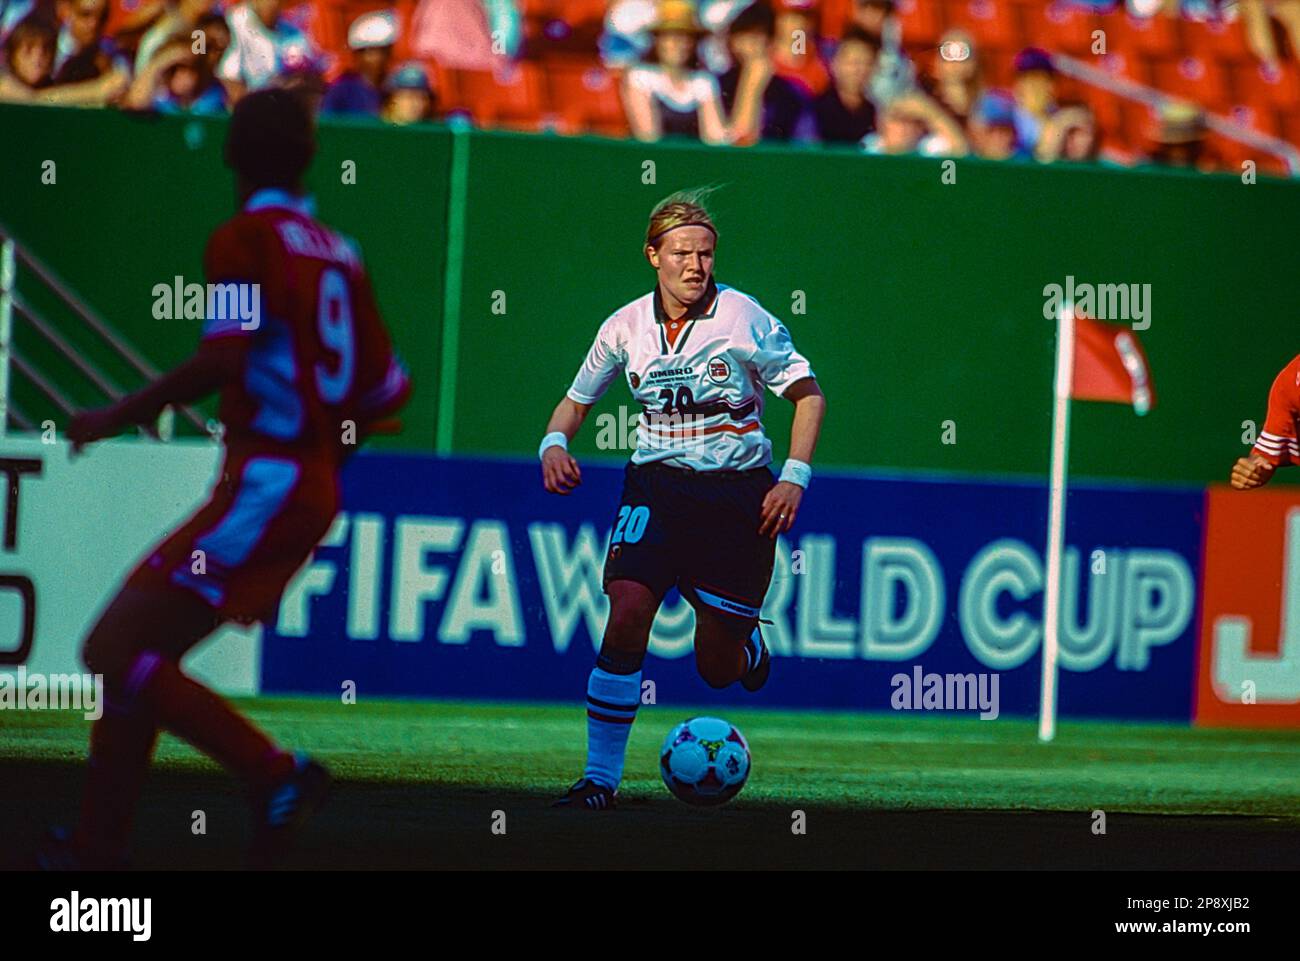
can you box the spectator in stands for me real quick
[0,13,53,92]
[862,90,967,155]
[968,89,1027,160]
[812,27,877,144]
[52,0,130,85]
[216,0,316,99]
[1036,103,1102,164]
[321,9,396,117]
[770,0,828,98]
[194,9,228,76]
[1010,47,1058,154]
[0,0,47,44]
[603,0,743,71]
[1145,100,1213,169]
[125,33,226,112]
[848,0,913,103]
[926,28,983,130]
[1241,0,1300,69]
[134,0,213,75]
[623,1,727,144]
[718,0,806,144]
[0,11,124,102]
[382,59,437,124]
[410,0,518,71]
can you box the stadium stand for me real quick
[0,0,1296,174]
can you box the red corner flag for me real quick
[1070,316,1155,415]
[1040,307,1156,743]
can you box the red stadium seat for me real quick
[1245,60,1300,112]
[894,0,944,48]
[1025,0,1099,57]
[820,0,853,40]
[1104,11,1182,61]
[942,0,1024,53]
[1118,99,1157,152]
[545,0,610,28]
[1148,55,1229,112]
[1075,84,1124,139]
[1226,93,1284,137]
[453,62,547,130]
[545,61,629,138]
[1186,16,1254,65]
[1095,49,1150,88]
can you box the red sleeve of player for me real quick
[1253,356,1300,467]
[350,267,411,423]
[201,219,269,343]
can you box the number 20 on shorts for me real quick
[611,506,650,545]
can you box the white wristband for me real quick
[539,431,568,461]
[779,458,812,489]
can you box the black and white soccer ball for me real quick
[659,716,751,806]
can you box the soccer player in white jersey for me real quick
[541,189,827,809]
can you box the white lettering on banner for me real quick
[348,513,385,640]
[1116,551,1194,670]
[390,518,463,641]
[860,538,944,661]
[760,543,795,657]
[276,515,347,637]
[796,535,856,658]
[527,522,606,654]
[961,539,1043,669]
[439,521,523,645]
[1212,508,1300,703]
[1059,546,1120,671]
[272,513,1194,672]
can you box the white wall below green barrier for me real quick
[0,438,259,697]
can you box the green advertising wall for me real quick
[3,102,1297,484]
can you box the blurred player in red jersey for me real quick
[38,88,411,869]
[1232,355,1300,490]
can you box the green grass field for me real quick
[3,698,1299,870]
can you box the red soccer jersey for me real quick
[201,190,410,466]
[1252,354,1300,467]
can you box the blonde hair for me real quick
[645,186,721,251]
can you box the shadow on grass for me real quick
[3,759,1298,870]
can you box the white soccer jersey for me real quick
[567,281,814,471]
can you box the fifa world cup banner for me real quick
[261,454,1209,722]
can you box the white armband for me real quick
[539,431,568,461]
[779,458,812,489]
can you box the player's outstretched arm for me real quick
[759,377,826,538]
[66,339,247,453]
[1230,452,1277,490]
[540,397,591,495]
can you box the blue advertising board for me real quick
[261,454,1203,721]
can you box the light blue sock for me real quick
[584,667,641,790]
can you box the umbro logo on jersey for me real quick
[708,357,731,383]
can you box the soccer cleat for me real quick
[740,626,771,692]
[248,753,331,868]
[552,777,618,810]
[33,826,129,871]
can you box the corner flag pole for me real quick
[1038,301,1075,743]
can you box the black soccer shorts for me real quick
[601,460,778,623]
